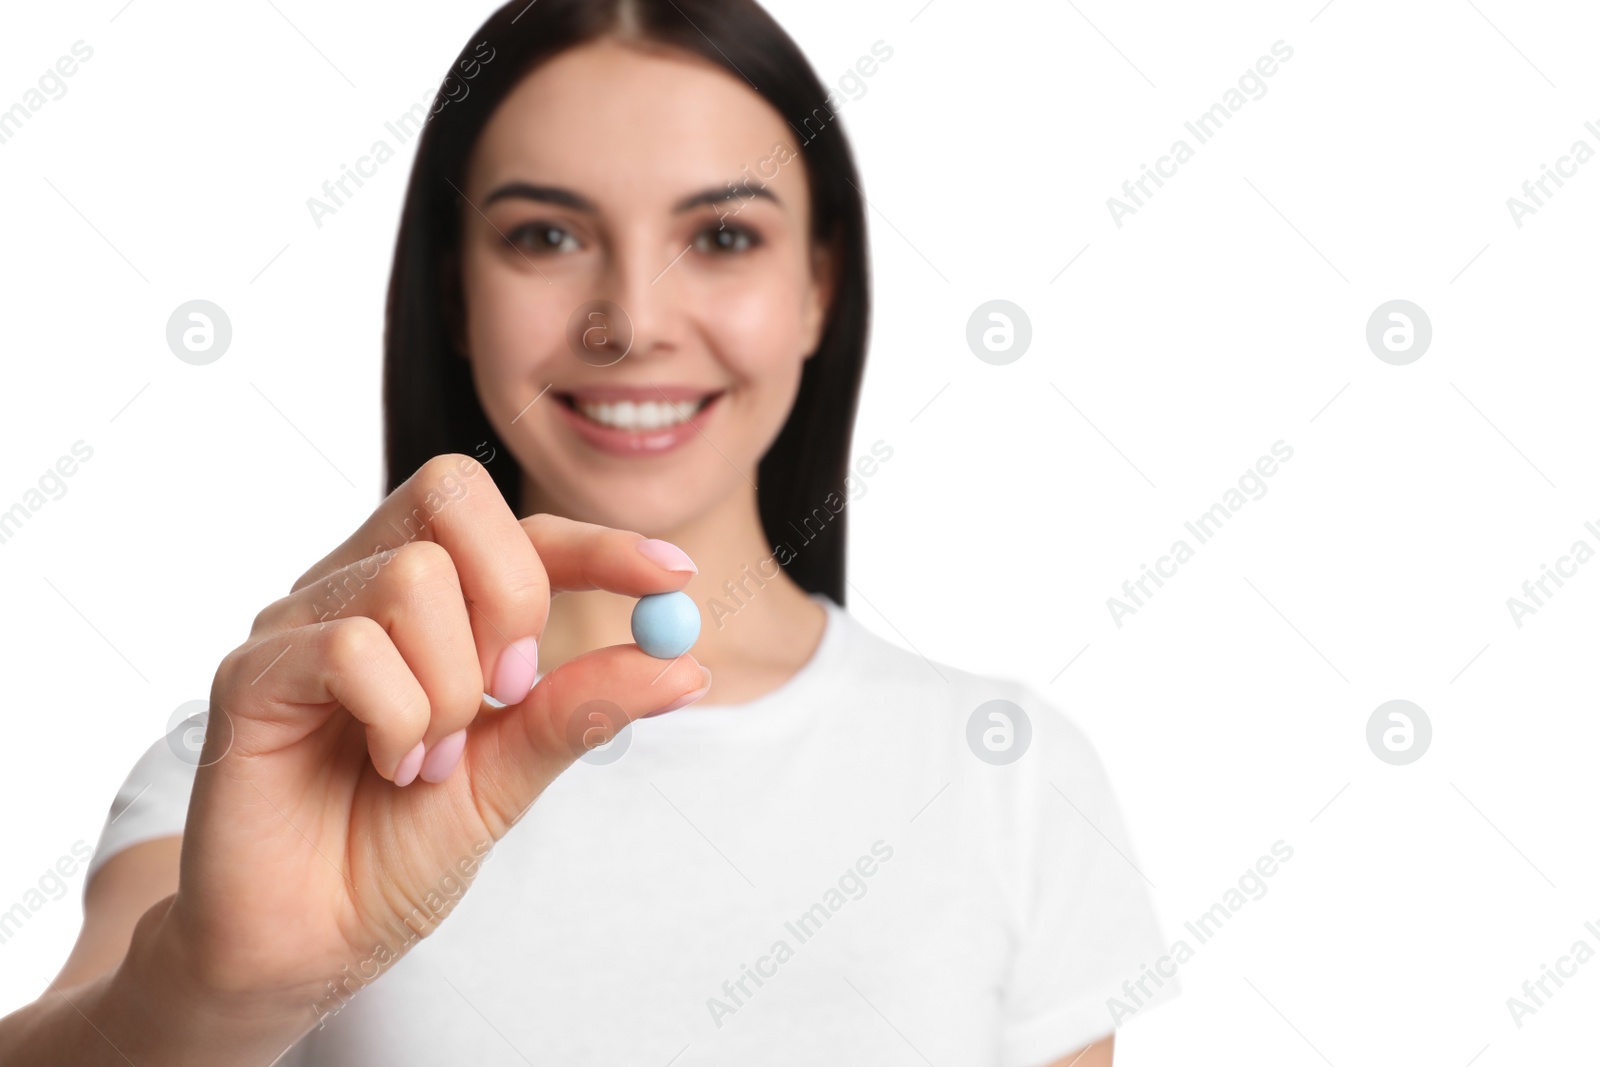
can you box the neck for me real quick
[520,474,827,706]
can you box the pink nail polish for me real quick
[642,667,712,718]
[636,538,697,574]
[394,741,426,787]
[419,729,467,783]
[490,637,539,707]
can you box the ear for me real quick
[799,235,838,362]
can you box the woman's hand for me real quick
[149,453,708,1038]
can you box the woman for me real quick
[0,1,1173,1063]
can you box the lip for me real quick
[553,386,724,456]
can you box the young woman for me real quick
[0,1,1173,1063]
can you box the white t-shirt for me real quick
[88,593,1176,1066]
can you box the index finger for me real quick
[520,512,699,595]
[289,453,700,710]
[290,453,548,707]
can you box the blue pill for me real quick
[631,591,701,659]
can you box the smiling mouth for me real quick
[554,390,723,432]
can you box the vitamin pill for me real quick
[630,591,701,659]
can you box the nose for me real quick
[596,232,687,367]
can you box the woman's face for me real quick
[458,38,831,533]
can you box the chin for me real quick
[530,467,717,536]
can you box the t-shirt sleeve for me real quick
[997,688,1176,1067]
[83,722,199,897]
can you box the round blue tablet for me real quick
[631,591,701,659]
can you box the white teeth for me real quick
[576,397,705,430]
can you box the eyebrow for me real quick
[482,182,595,211]
[673,184,780,213]
[480,180,780,214]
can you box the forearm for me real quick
[0,897,313,1066]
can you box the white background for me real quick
[2,0,1598,1062]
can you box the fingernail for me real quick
[394,741,426,787]
[490,636,539,707]
[643,667,712,718]
[636,538,697,574]
[420,729,467,783]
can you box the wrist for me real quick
[103,896,316,1065]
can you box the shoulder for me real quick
[85,721,200,890]
[820,602,1128,868]
[826,600,1104,776]
[821,607,1152,925]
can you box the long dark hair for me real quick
[381,0,870,606]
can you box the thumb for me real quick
[463,644,711,835]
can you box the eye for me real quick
[504,222,581,254]
[693,224,760,254]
